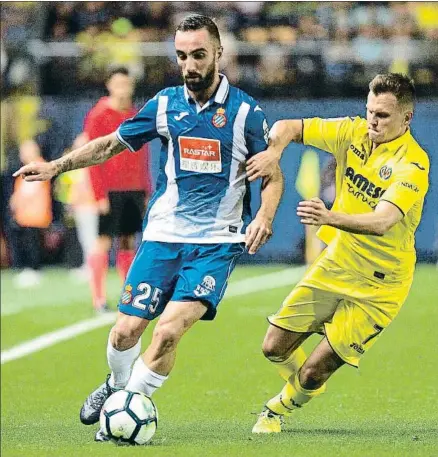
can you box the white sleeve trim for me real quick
[116,129,136,153]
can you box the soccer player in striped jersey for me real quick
[14,14,284,440]
[246,73,430,433]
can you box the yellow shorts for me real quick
[268,253,412,367]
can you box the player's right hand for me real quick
[13,161,57,182]
[246,149,281,182]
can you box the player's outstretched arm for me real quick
[13,132,125,182]
[246,165,284,254]
[297,198,403,236]
[246,119,303,182]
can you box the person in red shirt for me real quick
[85,67,152,311]
[10,140,52,288]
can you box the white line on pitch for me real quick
[1,266,305,365]
[1,313,117,364]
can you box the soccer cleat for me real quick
[94,428,110,442]
[80,374,115,425]
[252,409,284,434]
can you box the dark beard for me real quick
[184,65,216,92]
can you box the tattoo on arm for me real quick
[53,134,125,175]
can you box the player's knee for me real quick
[299,363,327,390]
[261,338,288,362]
[152,322,181,354]
[111,321,142,350]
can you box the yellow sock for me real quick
[266,373,326,415]
[272,347,307,381]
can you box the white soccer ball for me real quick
[100,390,158,445]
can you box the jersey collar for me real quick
[184,74,229,113]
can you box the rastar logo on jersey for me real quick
[178,136,222,173]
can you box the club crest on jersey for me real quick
[121,285,133,304]
[379,165,392,180]
[212,108,227,128]
[194,275,216,298]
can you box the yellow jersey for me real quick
[303,116,430,283]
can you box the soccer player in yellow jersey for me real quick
[246,73,430,433]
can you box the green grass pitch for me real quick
[1,265,437,457]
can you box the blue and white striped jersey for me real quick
[116,75,268,244]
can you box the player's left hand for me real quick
[245,216,273,255]
[297,197,331,226]
[246,150,281,182]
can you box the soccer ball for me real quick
[100,390,158,445]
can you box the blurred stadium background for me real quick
[1,1,437,270]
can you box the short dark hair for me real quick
[106,67,130,81]
[175,14,221,45]
[369,73,416,107]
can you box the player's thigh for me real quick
[153,300,208,342]
[268,285,340,334]
[117,241,183,321]
[171,242,245,321]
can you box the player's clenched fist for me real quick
[297,197,331,226]
[13,161,57,182]
[245,216,273,255]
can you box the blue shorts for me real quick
[118,241,245,321]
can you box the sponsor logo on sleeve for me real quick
[178,136,222,173]
[399,182,419,192]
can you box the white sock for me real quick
[125,357,168,397]
[107,335,141,389]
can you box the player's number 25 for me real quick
[132,282,163,314]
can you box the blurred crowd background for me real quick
[1,2,437,282]
[2,1,438,97]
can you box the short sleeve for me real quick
[116,95,160,152]
[380,163,429,215]
[245,104,269,157]
[303,117,356,160]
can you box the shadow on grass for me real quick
[282,427,438,438]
